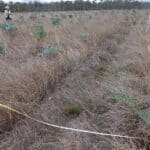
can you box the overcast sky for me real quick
[2,0,150,2]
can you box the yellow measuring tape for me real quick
[0,103,149,142]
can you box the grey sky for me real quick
[3,0,150,2]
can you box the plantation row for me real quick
[0,11,137,56]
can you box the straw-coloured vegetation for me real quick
[0,10,149,149]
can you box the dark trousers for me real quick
[6,15,12,21]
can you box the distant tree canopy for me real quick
[0,0,5,11]
[0,0,149,12]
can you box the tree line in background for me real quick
[0,0,150,12]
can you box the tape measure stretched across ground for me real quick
[0,103,149,142]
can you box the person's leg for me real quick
[9,15,12,20]
[8,17,12,20]
[5,16,9,20]
[6,15,12,21]
[8,15,10,20]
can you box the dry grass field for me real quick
[0,10,149,149]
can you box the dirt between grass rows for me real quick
[0,15,149,150]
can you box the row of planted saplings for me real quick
[0,21,89,57]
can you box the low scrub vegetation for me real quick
[30,13,37,20]
[42,47,59,57]
[109,93,150,124]
[79,33,89,42]
[51,16,61,26]
[64,103,84,116]
[32,24,46,40]
[0,44,4,55]
[15,16,25,25]
[0,23,17,32]
[113,33,125,43]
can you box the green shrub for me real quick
[131,17,136,25]
[69,14,73,18]
[0,23,17,32]
[109,93,138,108]
[109,93,150,124]
[79,33,89,42]
[0,45,4,54]
[32,24,46,40]
[16,16,25,24]
[41,13,46,18]
[51,16,61,26]
[129,11,137,25]
[64,103,84,116]
[113,33,125,43]
[30,13,37,20]
[89,15,92,19]
[42,47,59,57]
[132,9,136,14]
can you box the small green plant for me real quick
[109,93,150,124]
[41,13,46,18]
[51,16,61,26]
[30,13,37,20]
[69,14,73,18]
[64,103,84,116]
[109,93,138,107]
[130,15,136,25]
[132,9,136,14]
[32,24,46,40]
[0,23,17,32]
[89,15,92,19]
[79,33,89,42]
[42,47,59,57]
[0,45,5,54]
[16,16,25,24]
[129,11,137,25]
[108,71,128,81]
[113,33,125,43]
